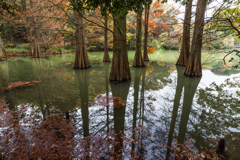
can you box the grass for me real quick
[5,48,29,53]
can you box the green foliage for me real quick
[211,7,240,41]
[70,0,153,16]
[63,45,75,51]
[5,43,16,48]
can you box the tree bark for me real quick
[74,11,91,69]
[30,0,41,58]
[133,8,145,67]
[0,36,6,61]
[109,4,131,82]
[143,7,149,61]
[103,16,111,62]
[176,0,193,66]
[184,0,207,77]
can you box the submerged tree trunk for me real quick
[103,16,111,62]
[176,0,193,66]
[109,6,131,81]
[143,7,149,61]
[74,11,90,69]
[184,0,207,77]
[133,8,145,67]
[0,36,6,61]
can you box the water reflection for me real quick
[0,55,240,159]
[166,66,185,160]
[104,63,110,132]
[75,69,90,137]
[110,81,130,158]
[177,76,201,144]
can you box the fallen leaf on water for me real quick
[0,81,41,91]
[232,137,236,140]
[66,63,71,65]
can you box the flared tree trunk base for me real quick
[133,55,145,67]
[143,55,149,61]
[73,66,91,69]
[184,58,202,77]
[176,54,188,66]
[32,45,42,58]
[103,59,111,62]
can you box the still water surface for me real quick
[0,52,240,159]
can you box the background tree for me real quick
[143,4,150,61]
[133,6,145,67]
[103,15,111,62]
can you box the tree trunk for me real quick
[109,6,131,82]
[103,16,111,62]
[184,0,207,77]
[30,0,41,58]
[74,11,91,69]
[0,36,6,61]
[176,0,193,66]
[143,7,149,61]
[133,8,145,67]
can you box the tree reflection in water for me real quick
[0,56,240,159]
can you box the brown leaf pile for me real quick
[0,81,41,91]
[5,53,30,57]
[94,96,126,108]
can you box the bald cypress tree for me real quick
[176,0,193,66]
[133,7,145,67]
[73,11,91,69]
[184,0,207,77]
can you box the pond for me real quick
[0,50,240,159]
